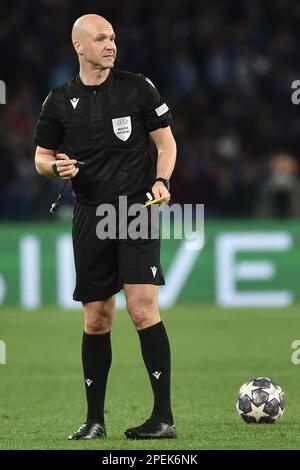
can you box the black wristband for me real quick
[52,163,60,177]
[154,177,170,191]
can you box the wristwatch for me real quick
[52,162,60,177]
[154,177,170,191]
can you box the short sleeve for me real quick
[34,91,63,150]
[138,75,172,132]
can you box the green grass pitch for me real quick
[0,305,300,450]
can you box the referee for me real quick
[34,14,177,440]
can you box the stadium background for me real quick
[1,0,300,450]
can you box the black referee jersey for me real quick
[34,69,172,204]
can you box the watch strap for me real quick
[52,163,60,177]
[154,177,170,190]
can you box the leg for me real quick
[124,284,176,439]
[69,297,115,440]
[83,297,115,422]
[84,297,115,334]
[70,203,120,439]
[118,197,175,437]
[125,284,160,330]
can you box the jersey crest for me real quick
[112,116,132,141]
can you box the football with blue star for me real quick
[236,377,286,423]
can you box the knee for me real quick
[84,299,115,334]
[127,294,158,329]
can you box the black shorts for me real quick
[72,191,165,303]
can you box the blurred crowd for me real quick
[1,0,300,220]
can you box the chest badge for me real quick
[70,97,79,109]
[112,116,132,141]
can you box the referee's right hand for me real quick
[55,153,79,180]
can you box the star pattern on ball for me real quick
[245,402,270,422]
[238,382,260,397]
[266,383,282,402]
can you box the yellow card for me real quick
[143,196,166,207]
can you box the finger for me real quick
[159,189,170,199]
[59,170,76,177]
[60,168,79,178]
[56,153,70,160]
[57,168,76,177]
[152,187,162,198]
[56,159,77,167]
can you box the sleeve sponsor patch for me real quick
[155,103,169,117]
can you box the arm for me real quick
[34,91,78,180]
[149,126,177,204]
[35,146,79,180]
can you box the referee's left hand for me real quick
[151,181,170,205]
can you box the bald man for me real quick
[34,14,177,440]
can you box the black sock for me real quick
[138,321,173,424]
[82,331,112,424]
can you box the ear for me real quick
[73,40,83,56]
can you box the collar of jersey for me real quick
[75,70,113,92]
